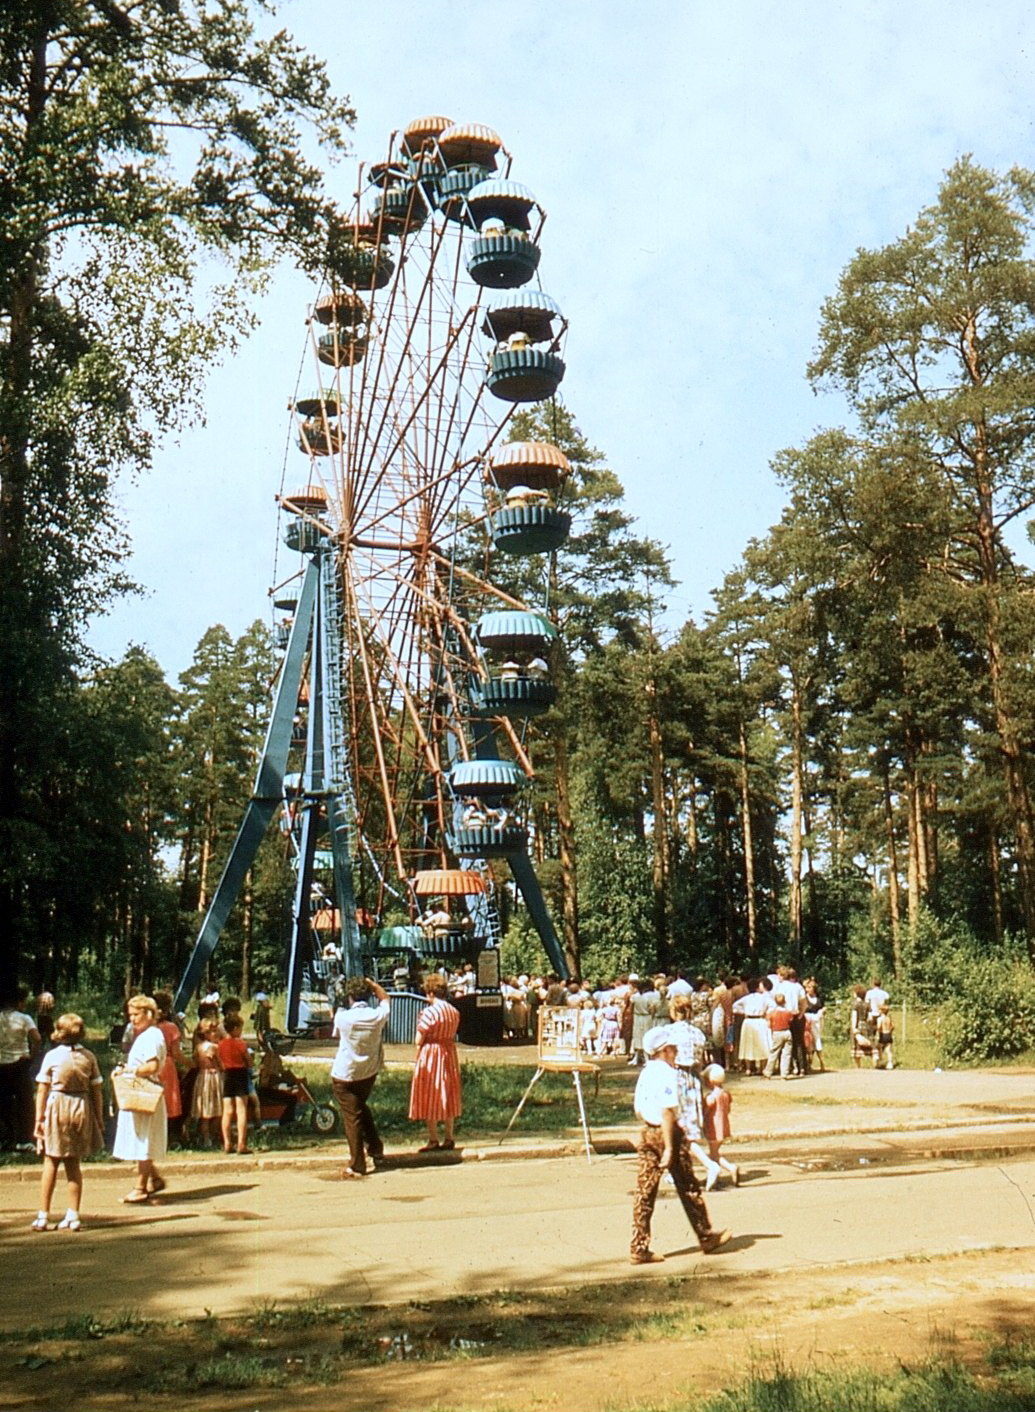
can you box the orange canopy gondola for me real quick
[312,907,339,931]
[411,869,486,897]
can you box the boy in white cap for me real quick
[630,1023,731,1264]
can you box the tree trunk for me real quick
[0,22,49,983]
[685,779,699,867]
[988,825,1004,945]
[646,682,671,968]
[553,725,580,979]
[972,434,1035,959]
[788,680,804,949]
[881,761,902,977]
[738,722,758,955]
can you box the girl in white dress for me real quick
[113,995,168,1203]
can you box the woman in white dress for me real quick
[732,978,774,1075]
[113,994,168,1203]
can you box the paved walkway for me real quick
[1,1140,1033,1330]
[2,1063,1033,1332]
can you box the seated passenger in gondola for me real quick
[498,659,523,682]
[526,656,550,680]
[504,484,549,509]
[461,799,490,828]
[421,905,453,937]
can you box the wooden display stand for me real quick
[499,1007,601,1162]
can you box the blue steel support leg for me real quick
[285,797,319,1030]
[507,849,569,980]
[285,571,326,1031]
[174,562,318,1011]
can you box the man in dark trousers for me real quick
[330,977,390,1178]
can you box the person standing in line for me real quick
[733,978,773,1075]
[190,1017,223,1146]
[35,993,56,1046]
[31,1013,104,1230]
[865,978,890,1020]
[874,1004,896,1069]
[779,969,808,1075]
[217,1015,252,1153]
[112,995,168,1203]
[629,1025,731,1265]
[726,974,748,1070]
[0,987,41,1148]
[762,993,795,1079]
[408,976,462,1151]
[850,985,872,1067]
[803,977,825,1072]
[627,979,659,1067]
[251,992,272,1046]
[153,991,184,1145]
[331,976,390,1179]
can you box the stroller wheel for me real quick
[312,1104,338,1135]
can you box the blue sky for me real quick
[87,0,1035,676]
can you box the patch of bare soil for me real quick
[2,1247,1032,1412]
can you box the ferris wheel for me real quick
[176,117,574,1028]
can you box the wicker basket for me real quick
[112,1068,164,1114]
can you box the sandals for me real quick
[57,1213,81,1231]
[121,1189,151,1204]
[30,1214,51,1232]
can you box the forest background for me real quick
[4,3,1035,1065]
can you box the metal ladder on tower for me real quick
[318,547,363,978]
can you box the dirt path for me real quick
[1,1246,1031,1412]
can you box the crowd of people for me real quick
[6,964,896,1237]
[493,967,830,1075]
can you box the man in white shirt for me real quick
[865,979,890,1018]
[630,1024,731,1264]
[331,977,390,1178]
[666,971,692,998]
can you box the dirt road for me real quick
[2,1144,1033,1325]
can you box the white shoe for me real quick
[57,1213,81,1231]
[705,1163,721,1191]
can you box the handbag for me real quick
[112,1067,164,1114]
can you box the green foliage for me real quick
[500,913,550,978]
[940,952,1035,1063]
[1,1,354,982]
[697,1352,1035,1412]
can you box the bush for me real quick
[940,955,1035,1063]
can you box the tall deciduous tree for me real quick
[808,157,1035,959]
[0,1,353,980]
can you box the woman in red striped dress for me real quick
[408,977,462,1151]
